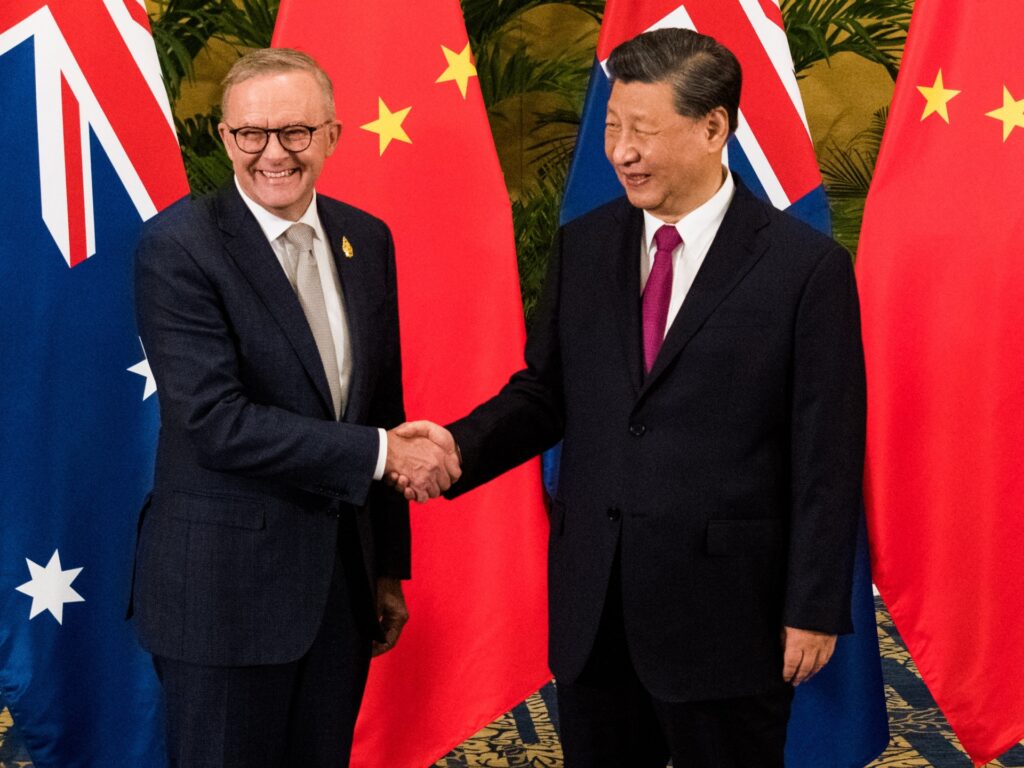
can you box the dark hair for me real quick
[606,28,741,133]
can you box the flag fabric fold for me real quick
[560,3,888,767]
[0,1,187,766]
[858,1,1024,763]
[272,4,551,767]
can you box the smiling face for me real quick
[219,70,340,221]
[604,79,729,222]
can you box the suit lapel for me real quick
[215,185,335,418]
[609,201,645,396]
[639,183,770,400]
[317,198,369,422]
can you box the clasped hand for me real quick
[385,420,461,502]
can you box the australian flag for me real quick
[555,1,889,766]
[0,2,186,765]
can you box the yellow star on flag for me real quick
[917,69,960,123]
[985,86,1024,141]
[360,98,412,155]
[435,43,477,99]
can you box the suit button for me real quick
[629,423,646,437]
[607,507,621,522]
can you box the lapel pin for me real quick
[341,236,354,259]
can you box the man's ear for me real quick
[218,122,237,161]
[324,121,342,157]
[705,106,731,152]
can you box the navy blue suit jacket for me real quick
[447,182,865,702]
[131,183,409,666]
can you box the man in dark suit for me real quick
[400,28,864,767]
[131,48,458,768]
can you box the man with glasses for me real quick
[130,48,459,767]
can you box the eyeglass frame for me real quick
[224,121,337,154]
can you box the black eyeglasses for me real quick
[226,122,333,154]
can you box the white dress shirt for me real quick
[640,169,736,338]
[235,178,387,479]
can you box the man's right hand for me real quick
[385,421,461,502]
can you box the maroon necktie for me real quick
[642,224,682,373]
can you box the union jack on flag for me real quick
[558,2,889,766]
[0,2,185,765]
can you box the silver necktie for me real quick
[283,223,342,419]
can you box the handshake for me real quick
[384,420,461,502]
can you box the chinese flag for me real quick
[857,1,1024,763]
[272,3,550,767]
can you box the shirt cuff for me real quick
[373,428,387,481]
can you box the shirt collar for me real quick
[643,169,735,252]
[234,176,324,245]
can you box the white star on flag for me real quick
[15,550,85,624]
[128,338,157,400]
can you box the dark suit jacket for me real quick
[131,183,409,667]
[447,181,865,702]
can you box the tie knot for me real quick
[654,224,682,254]
[284,222,315,253]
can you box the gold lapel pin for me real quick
[341,236,354,259]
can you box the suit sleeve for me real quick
[784,244,866,634]
[445,229,568,497]
[135,223,380,507]
[365,228,410,578]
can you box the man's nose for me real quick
[262,132,291,159]
[609,134,640,165]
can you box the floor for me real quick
[2,600,1022,768]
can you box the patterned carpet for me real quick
[434,602,1024,768]
[2,600,1023,768]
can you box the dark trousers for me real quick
[153,535,374,768]
[557,557,793,768]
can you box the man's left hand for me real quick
[373,577,409,657]
[781,626,836,686]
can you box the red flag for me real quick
[272,3,550,766]
[857,1,1024,763]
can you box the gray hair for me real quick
[221,47,335,118]
[606,28,741,134]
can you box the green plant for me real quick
[782,0,913,80]
[175,111,233,193]
[510,169,568,321]
[465,0,599,322]
[150,0,279,195]
[462,0,602,47]
[818,106,888,254]
[781,0,911,255]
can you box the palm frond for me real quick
[149,1,224,101]
[150,0,278,195]
[213,0,279,51]
[511,169,568,322]
[462,0,602,51]
[828,196,867,260]
[782,0,912,78]
[174,112,233,195]
[526,107,582,179]
[820,141,875,198]
[466,1,599,313]
[475,42,591,111]
[819,107,890,254]
[819,105,888,195]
